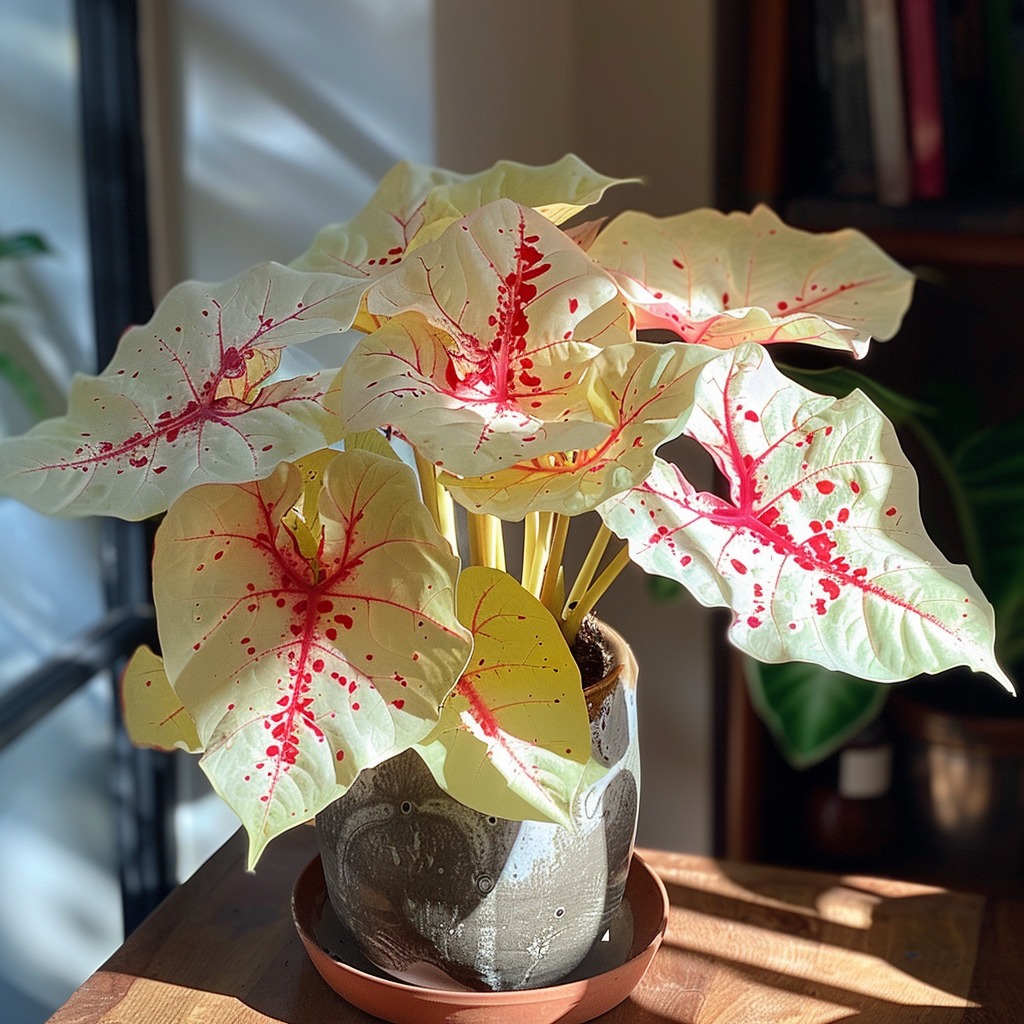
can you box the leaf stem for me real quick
[467,512,506,570]
[414,449,441,532]
[436,482,458,558]
[563,542,631,642]
[539,514,570,614]
[564,522,612,618]
[487,514,507,572]
[523,511,552,597]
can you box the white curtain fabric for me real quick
[0,2,433,1020]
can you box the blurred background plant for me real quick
[0,230,68,436]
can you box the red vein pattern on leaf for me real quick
[485,347,689,487]
[204,467,460,824]
[427,211,551,407]
[653,363,955,635]
[318,195,424,276]
[450,583,569,801]
[38,287,328,480]
[617,221,890,343]
[454,671,549,794]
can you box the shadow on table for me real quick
[652,860,986,1023]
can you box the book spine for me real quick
[900,0,948,198]
[814,0,876,197]
[861,0,913,204]
[743,0,792,204]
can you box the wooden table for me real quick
[47,825,1021,1023]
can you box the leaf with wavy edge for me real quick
[598,344,1011,687]
[335,200,625,475]
[415,566,590,826]
[0,264,349,520]
[442,340,720,520]
[121,645,201,753]
[152,449,471,867]
[413,154,633,247]
[588,206,914,358]
[292,155,629,331]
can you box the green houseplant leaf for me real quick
[598,343,1010,687]
[0,263,353,520]
[415,566,592,827]
[588,205,914,357]
[743,657,889,768]
[150,449,472,866]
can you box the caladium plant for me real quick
[0,155,1010,867]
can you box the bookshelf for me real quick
[730,0,1024,265]
[715,0,1024,887]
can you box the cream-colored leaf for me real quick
[599,345,1011,688]
[150,450,471,865]
[442,341,719,520]
[589,206,914,358]
[336,200,629,475]
[411,154,632,247]
[121,645,201,753]
[0,264,348,519]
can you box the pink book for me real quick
[900,0,947,199]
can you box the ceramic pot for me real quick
[316,622,640,991]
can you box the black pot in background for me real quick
[892,669,1024,892]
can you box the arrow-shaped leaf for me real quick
[415,566,591,826]
[0,263,349,520]
[588,206,914,357]
[335,200,625,475]
[413,153,632,246]
[151,449,472,866]
[598,344,1011,687]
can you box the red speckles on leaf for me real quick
[731,558,748,575]
[816,480,835,495]
[885,506,898,517]
[744,409,759,422]
[808,533,837,559]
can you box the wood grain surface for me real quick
[46,824,1016,1023]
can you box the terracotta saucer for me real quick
[292,851,669,1024]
